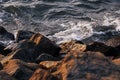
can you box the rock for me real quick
[0,62,3,70]
[15,30,34,42]
[105,36,120,47]
[30,33,61,56]
[86,42,120,59]
[53,51,120,80]
[0,44,11,56]
[59,40,86,54]
[3,59,41,80]
[0,26,14,41]
[112,58,120,66]
[29,68,58,80]
[1,40,40,62]
[1,48,38,63]
[36,54,60,63]
[0,71,17,80]
[39,61,60,69]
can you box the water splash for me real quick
[52,21,93,44]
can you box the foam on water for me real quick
[103,13,120,31]
[52,21,93,44]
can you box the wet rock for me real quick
[29,68,58,80]
[59,40,86,54]
[30,33,61,56]
[3,59,40,80]
[0,71,17,80]
[86,42,120,59]
[112,58,120,66]
[15,30,34,42]
[36,54,59,63]
[0,26,14,41]
[53,51,120,80]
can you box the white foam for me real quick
[52,21,94,44]
[103,13,120,31]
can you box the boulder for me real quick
[52,51,120,80]
[15,30,34,42]
[0,26,14,41]
[3,59,41,80]
[0,71,17,80]
[59,40,86,54]
[29,68,58,80]
[36,54,60,63]
[30,33,61,56]
[1,40,40,62]
[105,36,120,47]
[112,58,120,66]
[86,42,120,59]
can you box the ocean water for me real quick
[0,0,120,44]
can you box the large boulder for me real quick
[30,33,61,56]
[15,30,35,42]
[86,42,120,59]
[1,40,40,62]
[29,68,58,80]
[52,51,120,80]
[3,59,41,80]
[0,71,17,80]
[0,26,14,41]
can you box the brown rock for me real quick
[30,33,61,56]
[112,58,120,66]
[86,42,120,59]
[15,30,34,42]
[53,51,120,80]
[39,61,60,69]
[59,40,86,54]
[29,68,58,80]
[3,59,41,80]
[105,36,120,47]
[0,71,17,80]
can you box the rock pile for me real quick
[0,26,120,80]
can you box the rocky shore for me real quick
[0,26,120,80]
